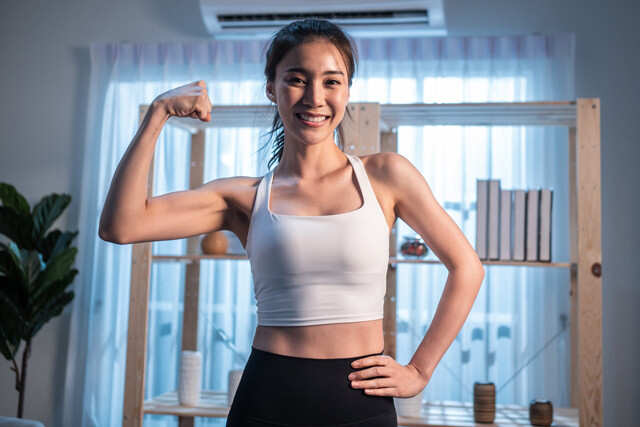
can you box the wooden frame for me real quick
[122,100,602,426]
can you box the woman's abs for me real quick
[252,318,385,359]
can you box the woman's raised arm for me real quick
[98,80,229,244]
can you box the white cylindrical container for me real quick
[178,351,202,407]
[394,389,424,418]
[227,369,244,406]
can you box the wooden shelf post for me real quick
[122,105,155,427]
[575,98,603,427]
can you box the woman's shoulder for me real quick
[219,174,267,199]
[358,152,411,184]
[210,174,266,220]
[207,174,262,191]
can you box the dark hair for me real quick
[259,19,358,170]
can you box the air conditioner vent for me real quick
[218,10,429,27]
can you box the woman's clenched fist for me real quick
[152,80,212,122]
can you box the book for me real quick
[539,189,553,262]
[526,189,540,261]
[475,180,489,259]
[499,189,512,260]
[488,180,501,260]
[512,190,526,261]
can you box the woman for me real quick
[99,19,484,427]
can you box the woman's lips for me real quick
[296,113,330,127]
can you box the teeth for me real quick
[298,113,327,122]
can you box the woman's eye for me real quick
[289,77,305,84]
[327,80,340,86]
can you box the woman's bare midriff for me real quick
[252,318,385,359]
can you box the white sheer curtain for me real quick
[64,33,574,426]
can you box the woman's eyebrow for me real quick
[284,67,344,76]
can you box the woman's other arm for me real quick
[383,152,485,381]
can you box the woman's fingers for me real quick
[351,376,394,389]
[198,91,212,121]
[350,365,389,380]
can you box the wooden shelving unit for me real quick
[123,100,601,427]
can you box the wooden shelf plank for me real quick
[143,392,578,426]
[151,254,573,269]
[144,391,228,417]
[400,400,578,427]
[391,258,573,268]
[155,101,577,133]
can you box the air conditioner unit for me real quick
[199,0,446,39]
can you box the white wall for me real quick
[0,0,637,425]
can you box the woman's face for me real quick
[267,38,350,148]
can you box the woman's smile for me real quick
[295,112,331,127]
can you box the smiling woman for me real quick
[97,15,483,427]
[225,19,409,427]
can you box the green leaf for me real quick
[0,206,34,250]
[0,243,27,286]
[0,183,30,216]
[21,250,43,285]
[31,193,71,240]
[0,321,20,360]
[30,268,78,316]
[29,247,77,314]
[0,243,30,311]
[27,291,74,338]
[37,230,78,263]
[0,276,28,318]
[0,278,26,354]
[0,329,17,360]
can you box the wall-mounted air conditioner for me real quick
[199,0,446,38]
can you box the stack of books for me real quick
[475,179,553,262]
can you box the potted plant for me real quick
[0,182,78,418]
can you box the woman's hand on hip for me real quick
[348,354,429,398]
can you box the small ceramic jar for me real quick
[529,399,553,426]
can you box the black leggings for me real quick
[226,346,398,427]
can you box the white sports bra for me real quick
[245,152,390,326]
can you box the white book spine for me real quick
[539,188,553,262]
[526,189,540,261]
[499,190,512,260]
[513,190,526,261]
[476,180,489,259]
[488,180,501,260]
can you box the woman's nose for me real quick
[303,82,324,107]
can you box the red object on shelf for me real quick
[400,236,428,258]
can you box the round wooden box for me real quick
[473,382,495,424]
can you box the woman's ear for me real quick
[266,82,276,103]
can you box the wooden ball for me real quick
[201,231,229,255]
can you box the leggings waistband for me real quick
[250,345,384,362]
